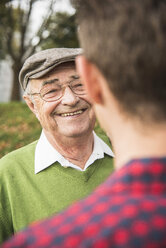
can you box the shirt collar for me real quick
[35,130,114,174]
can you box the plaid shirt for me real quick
[2,157,166,248]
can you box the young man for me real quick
[0,48,114,244]
[2,0,166,247]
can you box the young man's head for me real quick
[72,0,166,125]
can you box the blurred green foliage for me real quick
[40,12,79,50]
[0,0,79,101]
[0,102,41,158]
[0,102,106,159]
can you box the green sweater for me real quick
[0,135,114,244]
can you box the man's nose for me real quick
[60,86,79,105]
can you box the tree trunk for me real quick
[10,62,22,101]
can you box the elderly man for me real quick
[2,0,166,247]
[0,48,114,244]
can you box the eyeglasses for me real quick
[28,78,86,102]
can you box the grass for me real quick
[0,102,41,158]
[0,102,105,159]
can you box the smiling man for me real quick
[0,48,114,244]
[2,1,166,247]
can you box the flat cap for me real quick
[19,48,82,90]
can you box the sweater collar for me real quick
[35,130,114,174]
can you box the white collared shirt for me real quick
[35,130,114,174]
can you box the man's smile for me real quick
[56,108,87,117]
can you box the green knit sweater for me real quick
[0,135,114,244]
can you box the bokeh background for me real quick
[0,0,78,102]
[0,0,105,158]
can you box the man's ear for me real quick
[76,55,104,104]
[23,95,35,112]
[23,95,39,118]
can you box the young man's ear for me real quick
[76,55,104,104]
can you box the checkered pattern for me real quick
[2,157,166,248]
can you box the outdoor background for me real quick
[0,102,41,158]
[0,0,104,158]
[0,0,78,102]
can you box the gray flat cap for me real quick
[19,48,83,90]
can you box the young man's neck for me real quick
[112,120,166,170]
[97,90,166,170]
[44,130,94,169]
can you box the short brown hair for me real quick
[72,0,166,122]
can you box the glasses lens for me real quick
[70,80,86,95]
[41,83,62,102]
[40,79,86,102]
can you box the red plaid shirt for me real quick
[2,157,166,248]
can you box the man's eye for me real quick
[46,89,58,94]
[43,88,60,98]
[73,82,84,88]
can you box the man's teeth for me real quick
[60,110,83,117]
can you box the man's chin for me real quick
[58,127,92,139]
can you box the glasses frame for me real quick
[28,79,86,102]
